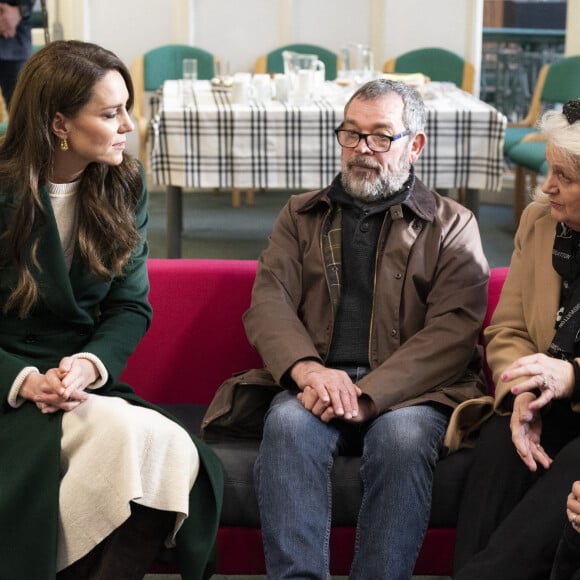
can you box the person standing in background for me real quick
[0,1,34,108]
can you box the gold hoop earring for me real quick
[60,138,68,152]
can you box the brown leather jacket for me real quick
[243,175,490,418]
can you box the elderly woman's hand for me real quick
[501,353,575,411]
[510,391,553,471]
[567,481,580,532]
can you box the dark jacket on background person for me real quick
[0,0,34,61]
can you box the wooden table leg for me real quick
[231,188,241,208]
[245,188,255,206]
[167,185,183,258]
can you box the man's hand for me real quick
[291,359,370,421]
[0,4,21,39]
[298,385,377,423]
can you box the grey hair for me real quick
[344,79,426,135]
[539,109,580,173]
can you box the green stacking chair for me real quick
[131,44,218,168]
[383,47,475,94]
[506,137,549,227]
[504,56,580,226]
[254,43,340,81]
[504,55,580,154]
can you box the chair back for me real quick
[521,55,580,127]
[130,44,216,167]
[143,44,215,90]
[383,47,475,94]
[258,43,339,80]
[541,55,580,104]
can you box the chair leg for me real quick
[245,188,255,206]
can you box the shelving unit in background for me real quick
[481,0,566,121]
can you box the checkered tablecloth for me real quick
[150,80,507,192]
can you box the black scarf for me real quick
[548,223,580,360]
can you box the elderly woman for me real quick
[452,99,580,580]
[0,41,222,579]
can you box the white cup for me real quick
[252,73,272,104]
[182,58,198,81]
[231,77,252,105]
[274,74,290,103]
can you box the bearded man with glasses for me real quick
[209,79,490,579]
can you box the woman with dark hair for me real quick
[452,99,580,580]
[0,40,222,579]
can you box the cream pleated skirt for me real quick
[57,394,199,571]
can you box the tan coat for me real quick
[243,177,490,432]
[445,199,578,452]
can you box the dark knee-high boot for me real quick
[92,502,176,580]
[58,502,175,580]
[56,542,105,579]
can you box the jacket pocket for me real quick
[201,368,282,442]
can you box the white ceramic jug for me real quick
[282,51,325,104]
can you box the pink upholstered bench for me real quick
[121,259,508,576]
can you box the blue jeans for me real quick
[254,384,449,580]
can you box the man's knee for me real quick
[365,406,447,462]
[263,395,309,435]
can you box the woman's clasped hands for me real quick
[502,353,575,472]
[20,356,97,413]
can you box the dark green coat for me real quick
[0,171,223,580]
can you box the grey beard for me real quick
[341,157,411,201]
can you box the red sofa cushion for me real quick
[121,258,261,404]
[482,266,508,395]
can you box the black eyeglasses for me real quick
[334,128,410,153]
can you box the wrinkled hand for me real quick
[502,353,574,412]
[20,356,96,414]
[566,481,580,532]
[0,4,21,38]
[291,360,362,421]
[510,391,552,472]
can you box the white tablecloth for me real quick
[150,80,507,192]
